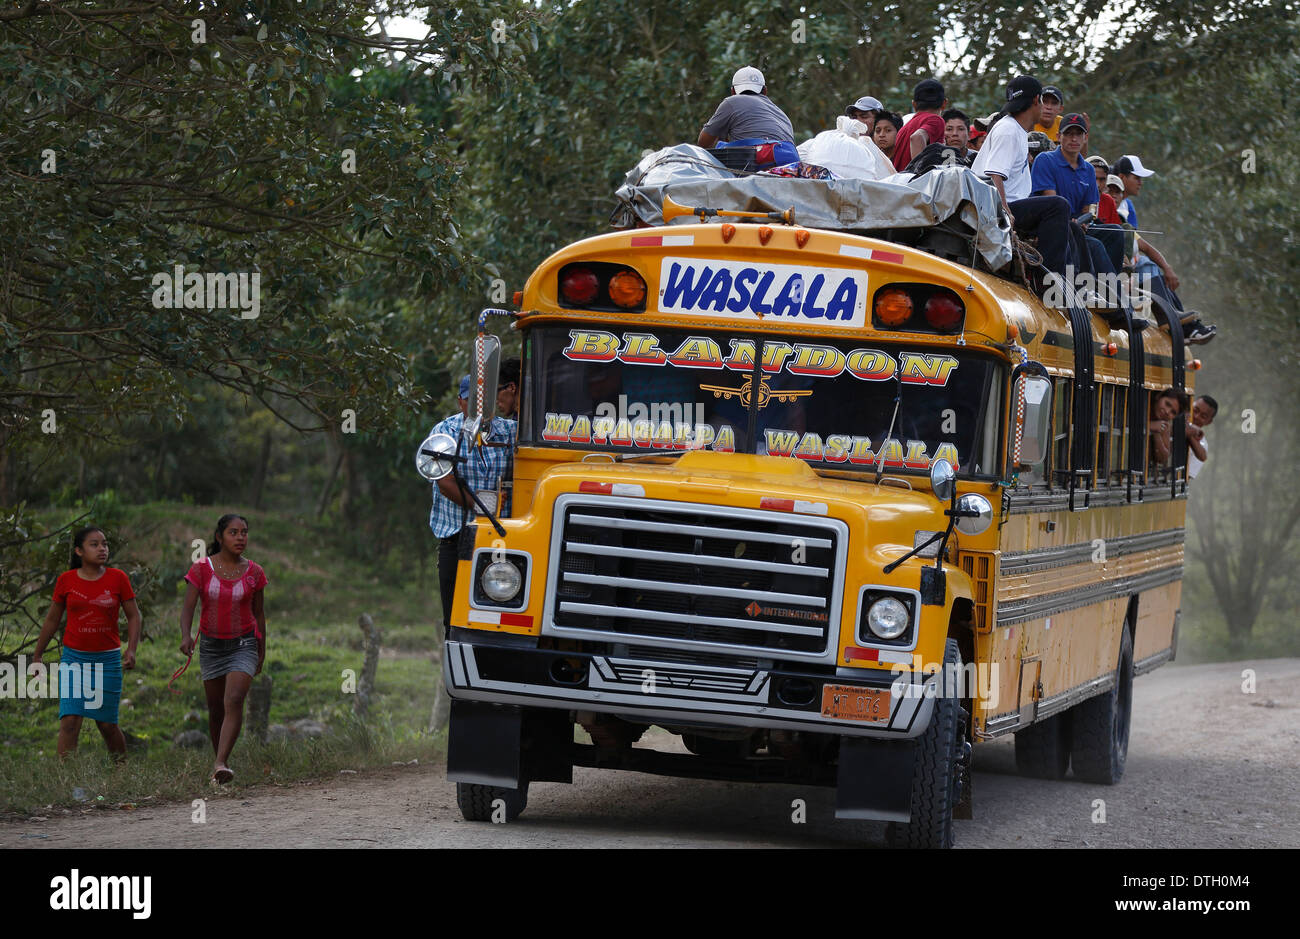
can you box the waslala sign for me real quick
[539,411,961,469]
[658,257,868,326]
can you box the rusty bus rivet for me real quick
[758,226,774,245]
[795,229,810,248]
[721,223,736,243]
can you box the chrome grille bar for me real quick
[557,602,825,637]
[568,513,833,549]
[561,571,827,608]
[563,541,828,577]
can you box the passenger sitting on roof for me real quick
[1114,155,1216,345]
[697,66,795,147]
[873,111,903,161]
[892,79,949,172]
[971,75,1075,286]
[845,95,884,134]
[1034,85,1065,142]
[1031,114,1124,306]
[942,109,978,164]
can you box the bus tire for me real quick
[1070,623,1133,784]
[1014,713,1071,780]
[456,781,529,822]
[886,639,967,849]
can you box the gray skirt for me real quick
[199,633,260,680]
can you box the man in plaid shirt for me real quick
[429,359,519,633]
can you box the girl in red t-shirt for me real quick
[179,513,267,784]
[33,526,142,759]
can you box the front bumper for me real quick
[443,636,938,739]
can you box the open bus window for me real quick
[524,325,1004,478]
[1051,378,1072,489]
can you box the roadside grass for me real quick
[3,501,446,815]
[0,715,444,818]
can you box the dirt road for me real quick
[6,659,1297,848]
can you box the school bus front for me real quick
[440,222,1031,846]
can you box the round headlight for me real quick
[481,561,522,602]
[867,597,910,640]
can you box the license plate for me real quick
[821,685,890,723]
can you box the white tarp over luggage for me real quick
[612,144,1014,270]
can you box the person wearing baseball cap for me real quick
[1112,154,1154,229]
[844,95,884,133]
[1113,154,1217,343]
[697,66,795,147]
[891,78,949,172]
[971,75,1075,288]
[1034,85,1064,141]
[1030,112,1128,300]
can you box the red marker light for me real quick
[923,294,964,332]
[560,267,599,305]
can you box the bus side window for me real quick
[1110,385,1128,482]
[1095,383,1113,487]
[1052,378,1072,489]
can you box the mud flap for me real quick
[447,698,523,788]
[834,736,916,822]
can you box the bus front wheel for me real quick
[886,639,968,849]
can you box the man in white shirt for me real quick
[1186,394,1217,479]
[972,75,1074,283]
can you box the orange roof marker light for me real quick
[608,270,647,308]
[795,229,811,248]
[1189,359,1203,371]
[758,226,774,245]
[874,287,913,327]
[721,223,736,243]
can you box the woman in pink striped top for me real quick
[179,513,267,784]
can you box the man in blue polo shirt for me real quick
[1030,112,1121,299]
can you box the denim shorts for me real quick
[199,633,259,680]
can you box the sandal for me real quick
[212,766,234,784]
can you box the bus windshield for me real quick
[524,325,1003,477]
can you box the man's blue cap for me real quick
[458,374,471,398]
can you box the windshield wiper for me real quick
[874,358,904,486]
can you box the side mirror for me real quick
[930,458,956,502]
[415,433,458,481]
[954,493,993,535]
[466,334,501,438]
[1015,374,1053,466]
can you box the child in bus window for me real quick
[1147,388,1187,472]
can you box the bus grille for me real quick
[545,497,845,661]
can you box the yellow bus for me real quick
[418,196,1196,847]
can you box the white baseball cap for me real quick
[731,66,765,94]
[1115,154,1155,177]
[845,95,884,115]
